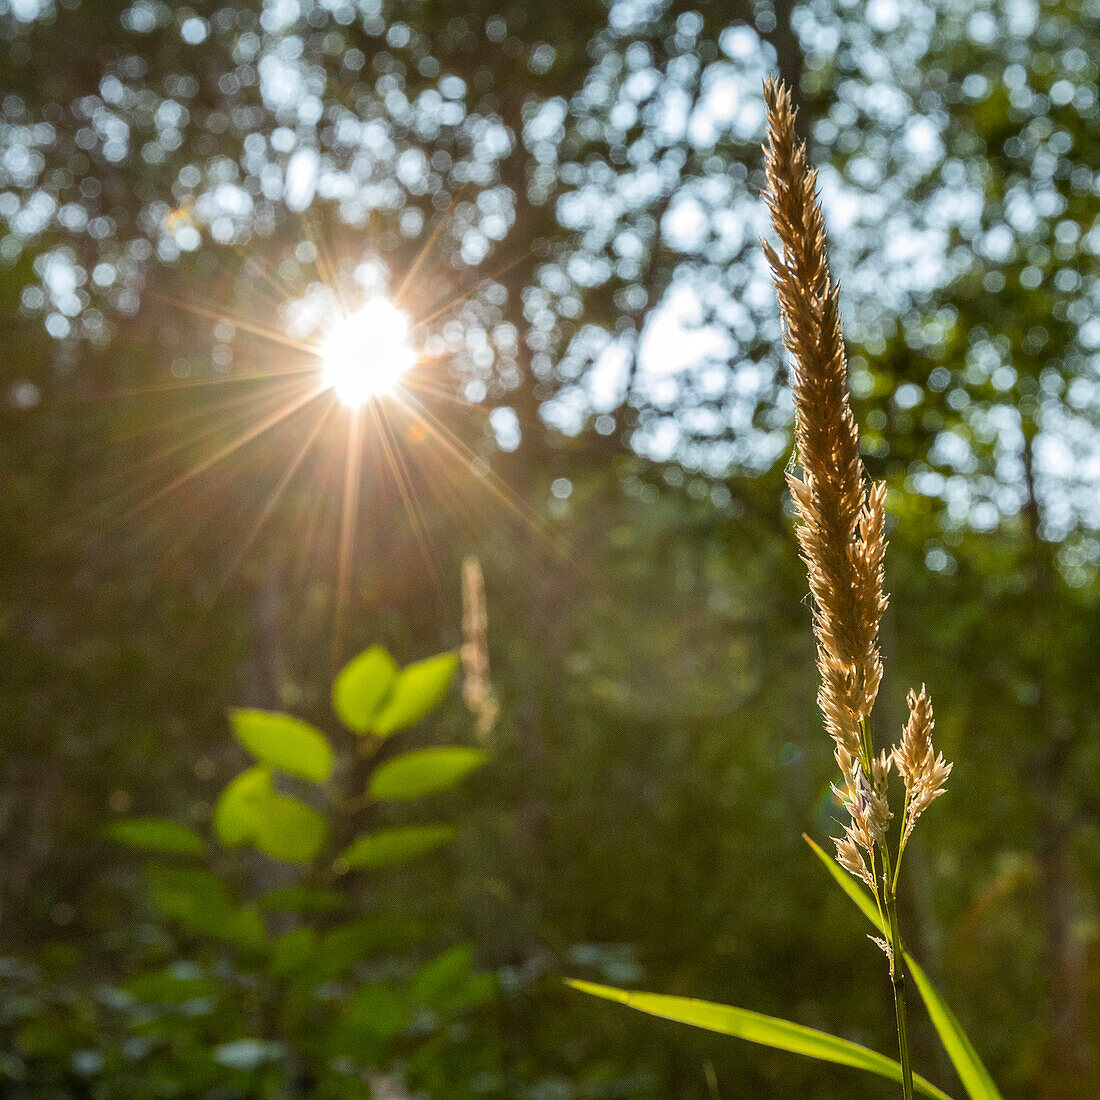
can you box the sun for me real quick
[319,297,414,406]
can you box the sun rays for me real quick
[74,206,548,659]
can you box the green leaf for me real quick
[223,907,267,950]
[312,919,405,983]
[344,983,408,1041]
[339,824,456,870]
[252,794,328,864]
[328,982,408,1061]
[145,865,229,925]
[105,817,205,856]
[143,865,265,949]
[214,768,328,864]
[803,835,1003,1100]
[410,944,474,1007]
[568,980,954,1100]
[368,746,488,802]
[213,767,273,848]
[332,646,398,733]
[229,708,333,783]
[410,944,492,1011]
[324,914,426,961]
[270,928,318,978]
[370,652,458,736]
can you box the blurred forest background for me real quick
[2,0,1100,1097]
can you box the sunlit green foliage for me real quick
[3,644,497,1097]
[569,979,954,1100]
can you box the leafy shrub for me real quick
[4,644,498,1098]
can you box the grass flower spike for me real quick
[461,555,499,740]
[571,75,995,1100]
[761,79,887,773]
[762,76,953,1100]
[895,687,952,848]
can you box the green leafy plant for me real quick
[102,643,496,1098]
[570,79,1003,1100]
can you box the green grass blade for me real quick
[567,979,953,1100]
[803,834,1003,1100]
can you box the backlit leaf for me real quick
[105,816,204,856]
[568,980,953,1100]
[370,652,458,736]
[339,824,456,869]
[368,746,487,802]
[229,708,333,783]
[252,794,328,864]
[333,646,398,733]
[213,767,273,848]
[214,768,327,865]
